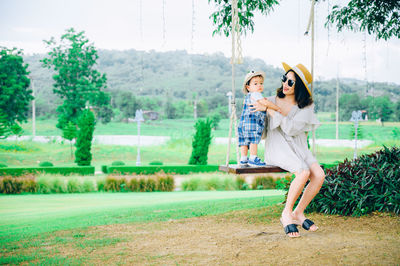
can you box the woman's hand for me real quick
[249,100,267,112]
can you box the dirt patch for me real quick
[35,206,398,265]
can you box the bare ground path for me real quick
[9,205,399,265]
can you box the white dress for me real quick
[263,96,321,173]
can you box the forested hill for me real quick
[24,49,400,117]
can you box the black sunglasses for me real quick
[281,75,295,87]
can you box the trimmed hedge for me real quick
[0,166,95,176]
[296,146,400,216]
[39,161,54,167]
[105,165,219,175]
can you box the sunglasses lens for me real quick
[288,80,294,87]
[281,75,287,82]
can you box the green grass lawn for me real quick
[19,118,400,139]
[0,191,284,250]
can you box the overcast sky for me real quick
[1,0,399,84]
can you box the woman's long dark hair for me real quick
[276,70,313,109]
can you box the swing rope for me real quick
[225,0,242,166]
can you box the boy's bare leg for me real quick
[240,145,248,157]
[249,143,258,156]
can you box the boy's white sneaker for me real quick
[248,157,266,167]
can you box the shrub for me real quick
[252,176,276,190]
[301,146,400,216]
[0,166,95,176]
[97,178,106,191]
[83,179,95,192]
[0,163,7,168]
[156,175,174,191]
[101,165,108,173]
[112,161,125,166]
[50,177,67,193]
[275,175,294,190]
[236,176,248,190]
[104,176,127,192]
[145,178,156,192]
[188,118,212,165]
[39,161,54,167]
[36,176,52,194]
[127,178,140,192]
[182,176,236,191]
[75,109,95,166]
[0,177,23,194]
[67,178,82,193]
[182,177,201,191]
[21,177,37,193]
[149,160,163,166]
[107,165,219,175]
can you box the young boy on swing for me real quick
[238,71,281,167]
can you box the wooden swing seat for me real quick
[219,164,287,174]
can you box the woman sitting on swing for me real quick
[250,62,325,238]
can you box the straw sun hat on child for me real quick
[282,62,312,96]
[242,70,266,94]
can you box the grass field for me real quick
[18,117,400,139]
[0,190,284,264]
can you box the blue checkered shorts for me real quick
[238,94,266,146]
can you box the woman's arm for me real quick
[270,105,318,136]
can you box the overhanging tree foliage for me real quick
[0,47,33,136]
[41,28,112,131]
[325,0,400,40]
[208,0,279,36]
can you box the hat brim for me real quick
[282,62,311,96]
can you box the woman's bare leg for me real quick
[292,163,325,231]
[281,169,310,237]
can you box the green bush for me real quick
[0,166,95,176]
[236,176,248,190]
[97,178,106,191]
[252,176,276,190]
[0,177,23,194]
[182,176,236,191]
[83,179,95,192]
[67,178,82,193]
[107,165,219,175]
[50,177,67,193]
[0,163,7,168]
[303,146,400,216]
[39,161,54,167]
[75,109,95,166]
[127,178,140,192]
[21,177,37,193]
[101,165,108,173]
[149,160,163,166]
[182,177,201,191]
[156,175,174,191]
[188,118,212,165]
[36,176,51,194]
[275,176,294,190]
[112,161,125,166]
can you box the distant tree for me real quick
[42,28,112,130]
[0,47,33,132]
[210,113,222,130]
[165,100,177,119]
[0,112,11,139]
[75,109,95,166]
[367,96,394,126]
[325,0,400,40]
[208,0,280,36]
[189,118,213,165]
[339,93,361,121]
[62,121,78,159]
[115,91,140,120]
[395,100,400,121]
